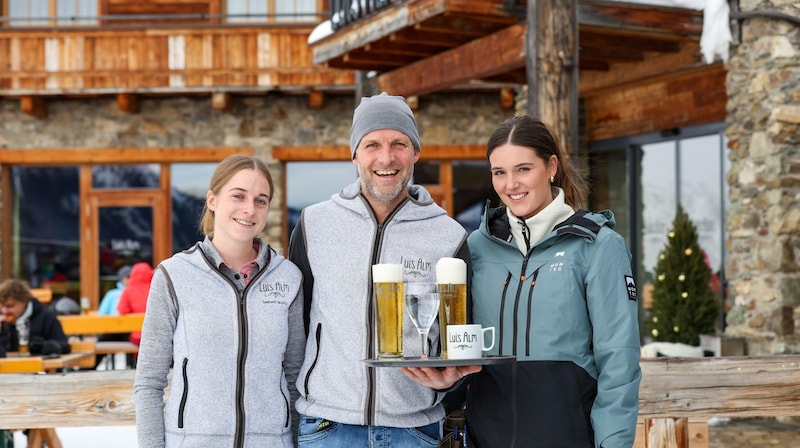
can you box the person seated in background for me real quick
[94,265,134,368]
[0,279,70,358]
[116,262,153,348]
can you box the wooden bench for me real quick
[0,357,45,374]
[58,314,144,336]
[57,314,144,368]
[30,288,53,305]
[0,346,95,374]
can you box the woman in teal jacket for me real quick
[464,116,641,447]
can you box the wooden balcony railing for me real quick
[0,26,355,95]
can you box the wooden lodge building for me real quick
[0,0,797,354]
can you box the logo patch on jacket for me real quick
[625,275,637,301]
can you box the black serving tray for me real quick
[364,355,515,368]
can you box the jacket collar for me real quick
[482,204,615,247]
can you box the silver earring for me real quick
[550,175,555,184]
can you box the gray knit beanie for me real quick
[349,92,421,159]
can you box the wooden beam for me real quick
[580,41,705,97]
[309,90,324,110]
[584,64,726,141]
[579,1,703,38]
[211,92,232,111]
[20,96,47,119]
[639,355,800,418]
[0,370,139,428]
[116,93,139,114]
[579,32,682,53]
[500,87,516,110]
[0,147,253,165]
[406,95,419,112]
[2,355,800,429]
[377,24,526,97]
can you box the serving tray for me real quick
[364,355,515,368]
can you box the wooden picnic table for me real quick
[0,350,95,374]
[58,313,144,367]
[57,313,144,336]
[0,348,96,448]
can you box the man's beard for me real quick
[360,166,412,205]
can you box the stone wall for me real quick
[724,8,800,354]
[0,92,509,251]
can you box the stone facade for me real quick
[0,91,509,252]
[724,8,800,354]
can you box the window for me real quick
[590,123,729,335]
[226,0,317,23]
[286,161,356,236]
[8,164,212,300]
[10,166,80,295]
[171,163,216,253]
[7,0,97,26]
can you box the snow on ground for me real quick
[13,426,138,448]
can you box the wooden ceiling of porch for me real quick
[310,0,709,98]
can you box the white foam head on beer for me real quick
[372,263,404,282]
[436,257,466,284]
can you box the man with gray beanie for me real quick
[288,93,473,447]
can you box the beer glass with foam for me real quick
[435,257,467,358]
[372,263,404,358]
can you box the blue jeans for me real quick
[297,415,440,448]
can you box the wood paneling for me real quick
[0,27,355,94]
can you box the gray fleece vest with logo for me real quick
[294,179,468,428]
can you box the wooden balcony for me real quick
[0,25,356,96]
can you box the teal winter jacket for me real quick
[466,206,641,448]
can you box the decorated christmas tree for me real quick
[647,205,719,346]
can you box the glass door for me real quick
[79,164,172,309]
[97,206,155,299]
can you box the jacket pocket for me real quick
[178,357,189,429]
[302,323,322,396]
[281,368,290,428]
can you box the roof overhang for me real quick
[309,0,706,97]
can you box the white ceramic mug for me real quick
[446,324,495,359]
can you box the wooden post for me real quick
[211,92,232,111]
[526,0,578,154]
[644,418,688,448]
[309,90,325,110]
[116,93,140,114]
[20,96,47,119]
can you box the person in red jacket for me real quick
[116,261,153,347]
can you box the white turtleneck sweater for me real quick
[507,187,575,254]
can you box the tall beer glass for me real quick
[435,257,467,358]
[373,263,404,358]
